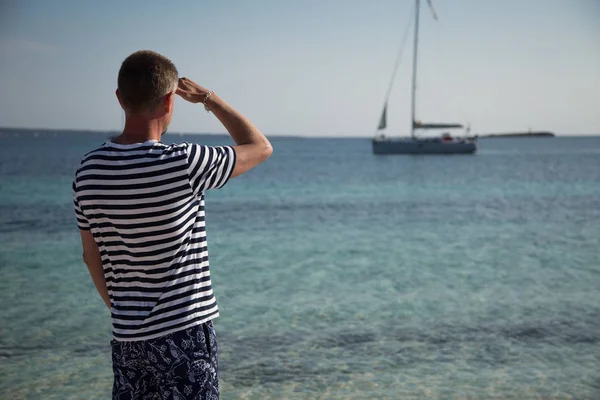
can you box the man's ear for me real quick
[116,89,125,110]
[164,91,175,114]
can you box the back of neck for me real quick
[113,117,163,144]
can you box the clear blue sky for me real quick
[0,0,598,136]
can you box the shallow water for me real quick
[1,130,599,399]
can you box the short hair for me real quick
[117,50,178,113]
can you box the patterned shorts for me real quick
[111,321,219,400]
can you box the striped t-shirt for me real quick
[72,139,236,341]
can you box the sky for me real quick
[0,0,598,137]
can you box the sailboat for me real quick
[372,0,477,155]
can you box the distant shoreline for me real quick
[477,131,555,138]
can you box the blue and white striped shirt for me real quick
[73,139,236,341]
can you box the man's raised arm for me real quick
[176,77,273,178]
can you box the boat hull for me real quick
[372,138,477,155]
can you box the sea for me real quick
[1,129,599,400]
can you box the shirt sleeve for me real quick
[72,177,90,231]
[186,144,236,196]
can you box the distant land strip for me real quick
[478,131,555,138]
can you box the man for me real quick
[73,50,272,399]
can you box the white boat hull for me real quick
[372,137,477,155]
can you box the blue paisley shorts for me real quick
[111,321,219,400]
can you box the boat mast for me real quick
[410,0,421,139]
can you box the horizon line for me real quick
[1,126,599,139]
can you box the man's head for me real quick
[116,50,179,129]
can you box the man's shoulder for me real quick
[166,141,192,151]
[78,141,190,162]
[81,142,108,158]
[74,142,108,172]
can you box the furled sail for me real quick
[413,120,463,129]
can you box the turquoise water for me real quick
[1,130,599,399]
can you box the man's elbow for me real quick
[254,141,273,163]
[263,142,273,160]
